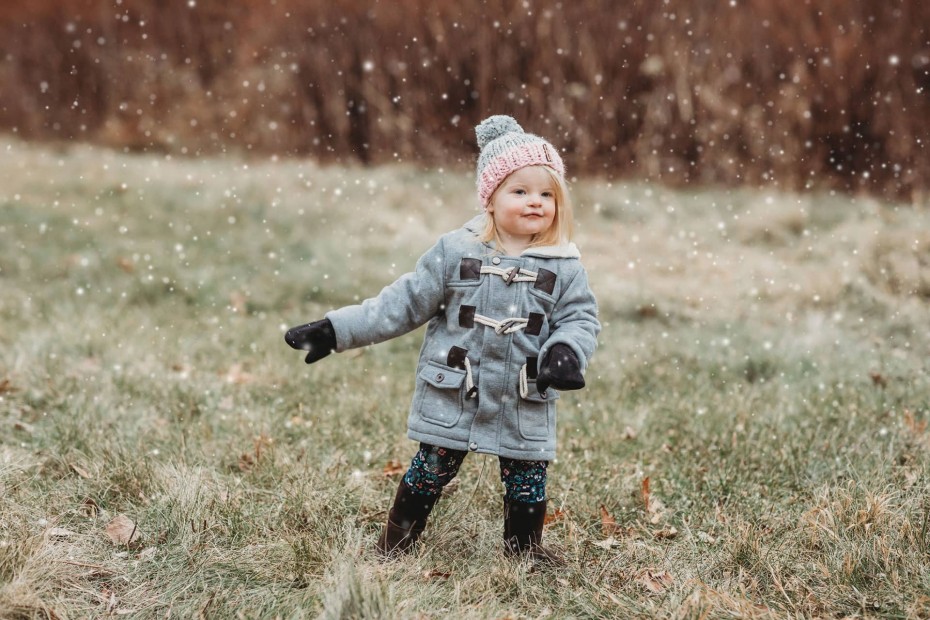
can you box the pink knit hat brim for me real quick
[478,142,565,207]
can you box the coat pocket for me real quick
[415,361,466,428]
[517,380,559,441]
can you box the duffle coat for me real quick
[325,214,600,460]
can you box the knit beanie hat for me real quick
[475,115,565,208]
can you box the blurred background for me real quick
[1,0,929,200]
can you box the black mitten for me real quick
[536,343,585,394]
[284,318,337,364]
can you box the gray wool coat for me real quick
[325,215,600,460]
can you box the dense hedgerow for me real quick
[1,0,929,199]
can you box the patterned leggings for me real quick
[402,442,548,503]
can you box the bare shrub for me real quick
[1,0,929,199]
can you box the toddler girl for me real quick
[285,115,600,562]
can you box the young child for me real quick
[285,115,600,562]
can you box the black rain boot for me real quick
[375,480,439,557]
[503,497,566,565]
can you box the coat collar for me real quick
[462,214,581,259]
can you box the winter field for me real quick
[2,139,930,618]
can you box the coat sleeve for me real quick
[324,237,446,352]
[538,264,600,374]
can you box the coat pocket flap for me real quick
[419,361,466,389]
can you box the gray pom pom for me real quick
[475,115,523,149]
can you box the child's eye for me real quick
[514,189,526,195]
[542,192,554,198]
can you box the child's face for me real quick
[487,166,557,246]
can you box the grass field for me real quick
[1,139,930,619]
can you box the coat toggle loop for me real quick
[474,314,530,334]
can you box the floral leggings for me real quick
[402,442,548,503]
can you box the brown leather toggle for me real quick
[504,267,519,286]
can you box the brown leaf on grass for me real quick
[641,477,651,513]
[422,569,452,580]
[69,463,93,479]
[383,460,405,477]
[0,378,16,394]
[170,362,192,377]
[224,364,253,385]
[593,536,621,549]
[103,588,117,613]
[697,531,717,544]
[13,421,34,434]
[648,497,668,524]
[81,498,99,518]
[105,515,142,546]
[653,526,678,540]
[869,371,888,389]
[229,291,247,313]
[903,409,927,435]
[622,426,637,440]
[638,569,674,593]
[544,507,566,525]
[116,256,135,273]
[440,477,460,498]
[253,434,273,459]
[237,453,255,472]
[600,505,621,536]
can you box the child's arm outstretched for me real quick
[285,238,446,363]
[535,266,600,393]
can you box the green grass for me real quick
[1,139,930,618]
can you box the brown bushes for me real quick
[1,0,928,199]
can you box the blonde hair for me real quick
[479,166,575,251]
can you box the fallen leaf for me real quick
[48,527,76,538]
[383,460,405,477]
[641,477,651,513]
[647,496,666,516]
[622,426,637,440]
[869,371,887,389]
[237,453,255,472]
[600,504,620,536]
[81,498,99,518]
[697,531,716,544]
[136,547,157,561]
[653,526,678,540]
[253,434,273,460]
[105,515,141,546]
[441,477,460,498]
[13,421,34,434]
[903,409,927,435]
[116,256,135,273]
[422,569,451,580]
[229,291,247,313]
[544,507,566,525]
[638,569,674,593]
[224,364,253,385]
[593,537,619,549]
[0,378,16,394]
[70,463,93,479]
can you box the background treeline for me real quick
[1,0,929,199]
